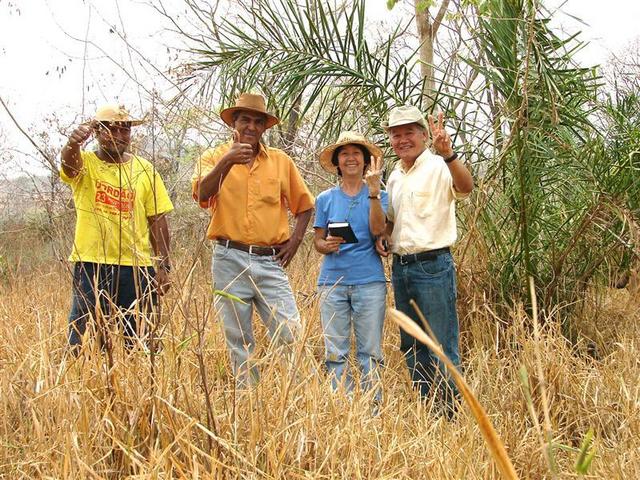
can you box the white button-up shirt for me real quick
[387,149,469,255]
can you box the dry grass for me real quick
[1,229,639,479]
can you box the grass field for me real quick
[1,222,638,479]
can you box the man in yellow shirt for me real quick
[60,104,173,351]
[378,105,474,417]
[192,93,314,385]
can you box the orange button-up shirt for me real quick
[192,141,315,245]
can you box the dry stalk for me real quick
[387,307,519,480]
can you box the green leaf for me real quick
[416,0,435,13]
[213,289,248,304]
[176,333,198,354]
[575,428,596,474]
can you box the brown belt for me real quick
[216,239,280,256]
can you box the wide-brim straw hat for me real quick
[381,104,427,130]
[93,104,144,126]
[318,131,383,174]
[220,93,280,129]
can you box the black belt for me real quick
[216,239,279,256]
[393,247,450,265]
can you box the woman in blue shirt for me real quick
[314,131,388,403]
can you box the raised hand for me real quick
[428,112,454,158]
[68,121,94,146]
[364,156,383,196]
[226,129,253,165]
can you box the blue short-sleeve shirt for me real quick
[314,185,389,286]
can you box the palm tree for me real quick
[173,0,638,320]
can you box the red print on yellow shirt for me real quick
[94,180,136,219]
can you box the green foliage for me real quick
[416,0,436,13]
[185,0,424,143]
[180,0,639,316]
[456,0,639,315]
[575,428,596,474]
[213,289,248,305]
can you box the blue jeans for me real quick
[391,251,460,409]
[212,245,301,386]
[318,282,386,401]
[68,262,157,350]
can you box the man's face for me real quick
[388,123,428,162]
[95,122,131,157]
[233,111,267,148]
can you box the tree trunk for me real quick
[414,0,450,110]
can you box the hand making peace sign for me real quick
[364,156,383,196]
[428,112,454,159]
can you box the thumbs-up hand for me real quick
[226,129,253,165]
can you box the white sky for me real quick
[1,0,639,176]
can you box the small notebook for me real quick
[327,222,358,244]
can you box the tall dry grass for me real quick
[1,223,639,479]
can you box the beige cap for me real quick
[94,104,144,125]
[381,105,427,130]
[318,131,382,174]
[220,92,279,129]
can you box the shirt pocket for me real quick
[260,177,281,204]
[411,191,431,217]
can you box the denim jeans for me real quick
[318,282,386,401]
[212,244,301,386]
[391,251,460,410]
[68,262,157,350]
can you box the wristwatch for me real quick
[443,152,458,163]
[368,194,381,200]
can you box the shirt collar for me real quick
[395,148,431,174]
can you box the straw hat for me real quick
[93,104,144,126]
[220,93,280,129]
[318,131,383,174]
[381,105,427,130]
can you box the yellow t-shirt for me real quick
[191,142,314,245]
[60,151,174,266]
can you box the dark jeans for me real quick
[68,262,157,350]
[392,251,460,413]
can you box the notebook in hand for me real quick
[327,222,358,244]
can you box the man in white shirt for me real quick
[378,105,473,416]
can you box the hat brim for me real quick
[220,107,280,129]
[381,118,427,130]
[319,140,383,174]
[94,118,145,127]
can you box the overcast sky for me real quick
[1,0,639,176]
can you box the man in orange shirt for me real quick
[192,93,314,385]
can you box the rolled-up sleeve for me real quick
[285,156,315,214]
[191,147,222,209]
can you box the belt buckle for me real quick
[398,254,408,266]
[248,244,256,255]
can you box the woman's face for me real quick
[337,144,366,178]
